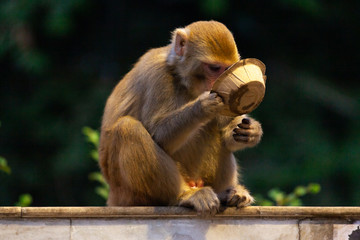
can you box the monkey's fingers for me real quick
[236,193,254,208]
[209,93,224,105]
[202,198,220,216]
[226,185,255,208]
[233,127,250,135]
[233,134,250,142]
[228,193,241,206]
[237,118,251,129]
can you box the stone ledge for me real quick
[1,207,360,240]
[1,206,360,219]
[0,207,21,218]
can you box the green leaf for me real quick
[90,150,99,162]
[89,172,105,184]
[308,183,321,194]
[284,193,297,203]
[82,127,99,148]
[15,194,33,207]
[260,200,274,206]
[95,186,109,200]
[84,127,109,200]
[288,198,303,206]
[294,186,307,196]
[268,188,285,204]
[0,156,11,174]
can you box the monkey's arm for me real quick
[147,92,223,155]
[222,115,263,152]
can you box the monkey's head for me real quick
[167,21,240,96]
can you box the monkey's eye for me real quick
[208,65,221,72]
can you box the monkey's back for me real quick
[102,46,174,123]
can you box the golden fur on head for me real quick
[167,21,240,95]
[185,21,239,65]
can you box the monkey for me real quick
[99,21,263,215]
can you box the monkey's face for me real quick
[202,62,230,91]
[186,61,231,96]
[170,21,240,96]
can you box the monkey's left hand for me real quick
[232,116,263,147]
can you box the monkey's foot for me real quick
[224,185,254,208]
[179,186,220,216]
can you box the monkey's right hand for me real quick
[179,186,220,216]
[198,91,224,118]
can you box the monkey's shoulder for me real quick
[136,46,170,71]
[127,46,173,86]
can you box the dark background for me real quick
[0,0,359,206]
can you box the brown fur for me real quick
[99,21,263,214]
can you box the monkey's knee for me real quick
[113,116,147,135]
[114,116,141,128]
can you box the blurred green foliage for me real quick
[0,0,86,74]
[82,127,99,162]
[256,183,321,206]
[1,122,32,206]
[0,0,359,206]
[0,157,11,175]
[0,157,33,206]
[83,127,108,201]
[200,0,229,17]
[15,194,33,207]
[0,123,11,175]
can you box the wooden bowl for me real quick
[211,58,266,116]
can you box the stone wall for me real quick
[1,206,360,240]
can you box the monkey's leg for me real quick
[101,116,220,214]
[101,116,184,206]
[212,153,254,208]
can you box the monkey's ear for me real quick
[173,28,188,57]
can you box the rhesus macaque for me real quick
[99,21,263,214]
